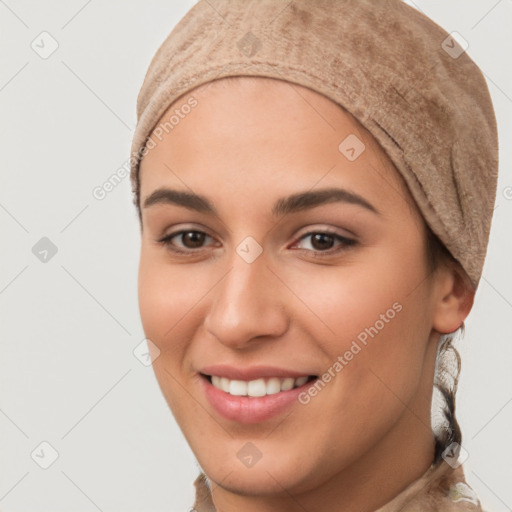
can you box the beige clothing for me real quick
[192,461,484,511]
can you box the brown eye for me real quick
[310,233,335,251]
[158,230,216,253]
[294,231,356,255]
[181,231,206,248]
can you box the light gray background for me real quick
[1,1,510,511]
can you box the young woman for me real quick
[129,1,499,510]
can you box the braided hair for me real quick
[425,226,466,464]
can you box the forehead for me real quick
[139,77,418,219]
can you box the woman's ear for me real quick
[432,262,475,334]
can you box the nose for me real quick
[203,247,289,350]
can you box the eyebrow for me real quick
[142,186,380,217]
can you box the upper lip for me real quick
[199,364,316,381]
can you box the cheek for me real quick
[137,249,204,415]
[137,248,203,398]
[138,246,205,346]
[288,267,430,464]
[288,248,426,347]
[291,237,430,402]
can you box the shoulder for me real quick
[377,461,484,512]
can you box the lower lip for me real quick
[201,376,316,424]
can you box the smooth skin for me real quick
[137,77,473,512]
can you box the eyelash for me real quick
[157,228,357,258]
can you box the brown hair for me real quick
[425,226,465,464]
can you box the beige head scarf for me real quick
[130,0,499,288]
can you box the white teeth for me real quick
[295,376,309,387]
[280,377,295,391]
[266,377,281,395]
[247,378,267,397]
[220,377,230,393]
[209,375,312,396]
[229,380,247,396]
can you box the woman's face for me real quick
[138,78,444,502]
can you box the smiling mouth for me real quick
[201,373,317,397]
